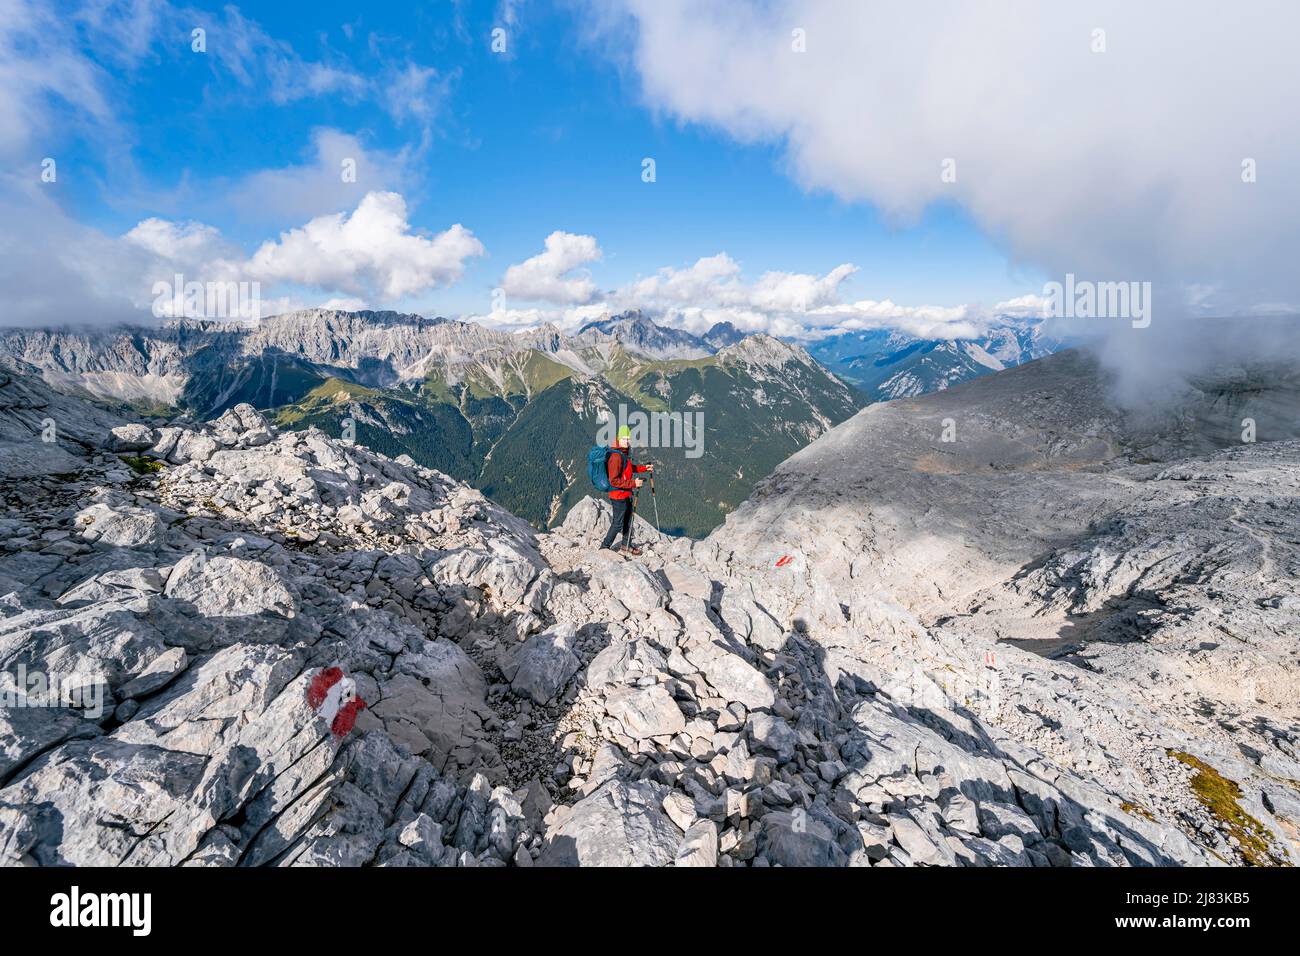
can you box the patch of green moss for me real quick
[1120,800,1157,822]
[1168,750,1289,866]
[119,455,164,475]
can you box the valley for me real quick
[0,310,865,538]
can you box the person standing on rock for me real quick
[601,425,653,555]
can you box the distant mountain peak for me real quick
[719,331,812,368]
[577,311,713,361]
[703,321,745,348]
[513,322,567,352]
[806,314,1065,403]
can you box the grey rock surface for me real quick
[501,626,579,705]
[539,780,679,867]
[604,685,686,740]
[0,353,1296,868]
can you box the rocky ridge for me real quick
[702,350,1300,866]
[0,360,1289,867]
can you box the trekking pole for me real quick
[629,486,639,550]
[650,470,661,534]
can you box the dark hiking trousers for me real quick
[601,496,634,550]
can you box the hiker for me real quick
[600,425,653,555]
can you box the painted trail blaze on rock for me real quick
[307,666,367,741]
[774,555,793,568]
[307,666,343,710]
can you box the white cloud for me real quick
[482,240,1005,341]
[585,0,1300,320]
[611,254,858,330]
[200,6,456,130]
[0,2,473,325]
[608,255,878,337]
[0,184,149,327]
[571,0,1300,404]
[124,218,241,272]
[501,231,603,304]
[247,191,484,299]
[745,264,857,313]
[382,62,456,127]
[472,302,610,331]
[0,187,486,326]
[319,296,371,312]
[0,0,116,160]
[623,253,744,305]
[222,128,421,226]
[205,5,368,106]
[805,300,986,341]
[992,294,1051,318]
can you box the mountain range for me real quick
[0,310,1064,536]
[807,320,1061,401]
[0,310,862,537]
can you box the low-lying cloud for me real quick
[580,0,1300,396]
[0,186,485,327]
[478,247,1003,341]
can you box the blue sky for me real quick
[9,1,1292,336]
[17,0,1042,333]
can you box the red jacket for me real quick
[607,447,648,500]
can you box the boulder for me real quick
[977,800,1043,844]
[539,780,679,867]
[557,496,657,545]
[426,544,544,610]
[889,814,952,866]
[593,561,667,615]
[684,639,774,710]
[584,639,668,690]
[75,503,167,550]
[108,423,155,452]
[56,566,165,607]
[759,810,848,867]
[117,647,189,700]
[372,643,494,774]
[0,737,212,865]
[0,600,169,695]
[0,708,101,785]
[500,625,580,705]
[604,685,686,740]
[662,790,697,831]
[747,712,799,761]
[718,593,786,651]
[148,427,182,460]
[674,820,718,867]
[173,432,218,464]
[161,553,296,645]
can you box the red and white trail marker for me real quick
[307,666,367,741]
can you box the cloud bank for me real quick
[570,0,1300,407]
[581,0,1300,321]
[478,246,1000,340]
